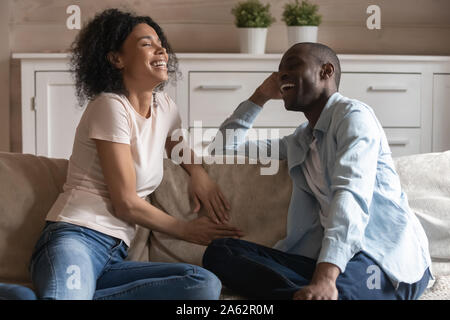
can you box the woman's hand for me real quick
[188,167,231,224]
[181,216,244,246]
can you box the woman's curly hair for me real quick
[70,8,179,105]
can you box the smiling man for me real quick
[203,42,433,300]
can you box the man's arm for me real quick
[208,73,288,161]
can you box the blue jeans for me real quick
[203,238,431,300]
[0,283,37,300]
[25,221,221,300]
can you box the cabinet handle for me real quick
[388,139,409,146]
[197,85,242,90]
[368,85,408,92]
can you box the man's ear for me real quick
[320,63,335,81]
[107,51,124,70]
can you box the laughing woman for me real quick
[28,9,242,300]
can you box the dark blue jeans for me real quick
[202,238,431,300]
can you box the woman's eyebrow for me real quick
[137,35,162,43]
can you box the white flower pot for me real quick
[238,28,268,54]
[287,26,318,47]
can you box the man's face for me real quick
[278,46,323,112]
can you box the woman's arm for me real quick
[94,139,243,245]
[165,137,231,224]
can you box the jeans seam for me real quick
[44,232,57,299]
[94,273,197,300]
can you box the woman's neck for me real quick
[126,86,155,118]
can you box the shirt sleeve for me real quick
[164,93,183,136]
[317,107,381,273]
[208,100,288,160]
[87,95,131,145]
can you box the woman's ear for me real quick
[107,51,124,70]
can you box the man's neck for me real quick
[304,89,337,129]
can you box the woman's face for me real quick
[115,23,169,89]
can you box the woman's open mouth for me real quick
[150,60,167,69]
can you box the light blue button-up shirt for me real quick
[209,92,431,287]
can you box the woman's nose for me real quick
[155,43,166,55]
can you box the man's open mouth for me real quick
[280,83,295,92]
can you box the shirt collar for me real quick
[312,92,342,134]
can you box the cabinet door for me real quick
[433,74,450,152]
[35,72,85,159]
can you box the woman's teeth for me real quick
[150,60,167,68]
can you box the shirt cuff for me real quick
[317,238,358,274]
[227,100,263,125]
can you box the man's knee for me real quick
[202,238,236,270]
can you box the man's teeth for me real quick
[151,61,167,67]
[280,83,295,91]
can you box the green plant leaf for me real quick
[231,0,276,28]
[282,0,322,26]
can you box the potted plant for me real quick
[282,0,322,46]
[231,0,275,54]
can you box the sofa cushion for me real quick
[148,156,291,266]
[393,151,450,277]
[0,153,68,286]
[0,152,150,287]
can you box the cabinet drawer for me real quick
[189,72,306,127]
[340,73,421,128]
[384,128,421,157]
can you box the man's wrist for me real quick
[311,262,341,284]
[249,88,270,107]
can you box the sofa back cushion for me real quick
[149,157,292,266]
[0,152,150,286]
[0,153,68,286]
[393,151,450,276]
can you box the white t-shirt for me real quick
[46,92,182,246]
[301,137,331,226]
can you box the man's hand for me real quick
[249,72,282,107]
[293,262,340,300]
[293,280,339,300]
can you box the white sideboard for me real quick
[12,53,450,159]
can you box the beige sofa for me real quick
[0,151,449,300]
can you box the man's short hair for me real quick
[295,42,341,90]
